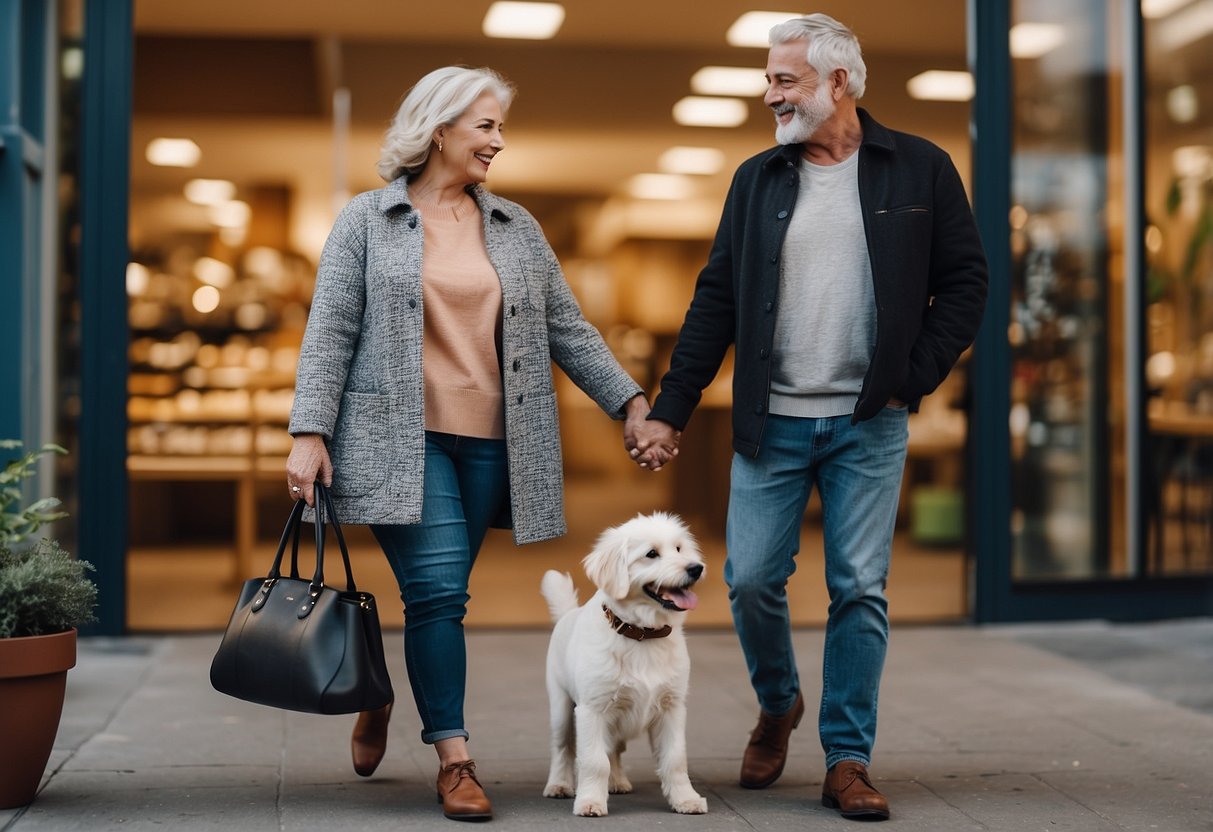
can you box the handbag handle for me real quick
[253,482,358,618]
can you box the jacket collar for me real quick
[761,107,895,170]
[376,176,513,222]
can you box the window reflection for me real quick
[1009,0,1125,580]
[1144,0,1213,575]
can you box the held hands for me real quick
[623,395,680,472]
[285,434,333,506]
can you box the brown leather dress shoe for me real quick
[436,759,493,822]
[821,761,890,820]
[350,702,392,777]
[739,690,805,789]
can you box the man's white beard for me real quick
[774,84,836,145]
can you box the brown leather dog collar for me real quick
[602,604,672,641]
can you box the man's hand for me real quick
[629,416,681,472]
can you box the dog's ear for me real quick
[582,528,631,600]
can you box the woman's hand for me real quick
[624,396,680,472]
[286,434,333,506]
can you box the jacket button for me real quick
[510,305,517,316]
[754,404,765,414]
[760,348,768,359]
[512,359,520,371]
[777,210,788,220]
[769,255,777,264]
[517,394,524,404]
[408,298,417,309]
[765,301,773,312]
[407,216,417,229]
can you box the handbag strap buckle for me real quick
[251,578,277,612]
[297,582,324,619]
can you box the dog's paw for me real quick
[543,783,574,799]
[608,775,633,794]
[670,794,708,815]
[573,798,608,817]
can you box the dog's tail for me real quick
[540,570,579,623]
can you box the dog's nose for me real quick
[686,564,704,580]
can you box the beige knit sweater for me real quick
[418,198,504,439]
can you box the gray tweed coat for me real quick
[288,177,642,544]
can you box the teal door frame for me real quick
[78,0,133,635]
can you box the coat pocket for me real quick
[328,391,389,497]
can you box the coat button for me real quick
[754,404,765,414]
[765,301,773,312]
[777,210,788,220]
[517,394,524,404]
[408,216,417,229]
[510,305,517,316]
[408,298,417,309]
[512,359,520,371]
[769,255,777,264]
[760,348,768,359]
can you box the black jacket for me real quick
[649,109,989,457]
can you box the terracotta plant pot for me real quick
[0,628,77,808]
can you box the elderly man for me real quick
[630,13,988,821]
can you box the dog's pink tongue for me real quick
[666,587,699,611]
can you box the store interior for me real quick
[123,0,979,631]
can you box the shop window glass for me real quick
[1009,0,1129,579]
[1143,0,1213,576]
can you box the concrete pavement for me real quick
[4,619,1213,831]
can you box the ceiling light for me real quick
[1156,1,1213,49]
[192,286,221,314]
[126,263,150,297]
[1142,0,1194,18]
[658,146,726,175]
[1167,85,1199,123]
[691,66,768,97]
[627,174,695,201]
[1009,22,1066,58]
[146,138,201,167]
[672,96,748,127]
[193,256,235,289]
[208,200,251,229]
[726,11,802,48]
[483,1,565,39]
[184,179,237,206]
[906,70,974,102]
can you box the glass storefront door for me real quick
[1142,0,1213,578]
[971,0,1213,621]
[1008,0,1128,580]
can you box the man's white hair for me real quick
[769,13,866,99]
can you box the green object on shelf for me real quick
[910,487,964,545]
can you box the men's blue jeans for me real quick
[370,431,508,744]
[725,409,909,769]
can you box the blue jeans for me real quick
[725,409,908,769]
[370,432,509,744]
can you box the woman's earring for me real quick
[437,140,443,152]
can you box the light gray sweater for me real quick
[769,152,876,418]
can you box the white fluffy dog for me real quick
[540,511,708,817]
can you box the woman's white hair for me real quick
[377,66,516,182]
[769,14,866,99]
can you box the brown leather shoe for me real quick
[350,702,392,777]
[821,761,890,820]
[436,759,493,822]
[739,691,805,789]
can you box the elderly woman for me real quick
[285,66,668,822]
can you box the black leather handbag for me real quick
[210,482,394,714]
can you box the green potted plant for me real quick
[0,440,97,809]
